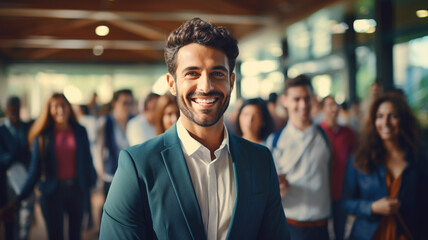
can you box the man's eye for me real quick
[212,72,225,77]
[185,72,198,76]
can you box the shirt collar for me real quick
[285,122,315,140]
[176,117,230,156]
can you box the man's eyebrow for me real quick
[181,66,200,74]
[212,66,228,72]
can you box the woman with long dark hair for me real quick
[342,92,428,240]
[16,93,96,240]
[236,98,274,144]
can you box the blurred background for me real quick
[0,0,427,127]
[0,0,427,239]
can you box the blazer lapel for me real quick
[161,125,206,240]
[226,135,250,239]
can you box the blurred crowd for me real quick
[1,74,427,240]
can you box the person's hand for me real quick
[371,197,400,215]
[0,200,20,222]
[278,174,289,197]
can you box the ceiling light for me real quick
[416,10,428,18]
[93,45,104,56]
[95,25,109,37]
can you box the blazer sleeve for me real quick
[257,148,290,240]
[18,137,42,200]
[99,149,155,240]
[341,157,374,217]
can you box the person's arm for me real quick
[341,157,375,217]
[257,148,290,240]
[99,149,154,240]
[80,127,97,188]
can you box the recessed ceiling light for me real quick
[95,25,109,37]
[93,45,104,56]
[416,10,428,18]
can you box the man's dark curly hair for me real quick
[164,18,239,77]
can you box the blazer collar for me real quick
[161,124,206,240]
[161,125,250,240]
[226,134,250,239]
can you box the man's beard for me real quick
[175,86,230,127]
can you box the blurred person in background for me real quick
[0,96,34,240]
[267,92,288,132]
[87,92,101,118]
[96,89,134,198]
[154,92,179,135]
[266,74,331,240]
[2,93,97,240]
[359,81,383,133]
[236,98,274,144]
[311,94,324,124]
[342,92,428,240]
[126,92,160,146]
[320,96,356,240]
[74,104,99,230]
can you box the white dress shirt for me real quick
[126,114,157,146]
[176,119,236,240]
[268,123,331,221]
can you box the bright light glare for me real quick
[95,25,110,36]
[64,85,83,104]
[312,75,331,98]
[241,60,279,77]
[416,10,428,18]
[152,74,169,95]
[353,19,377,33]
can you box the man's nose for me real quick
[197,73,214,93]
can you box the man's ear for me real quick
[166,73,176,96]
[230,73,235,91]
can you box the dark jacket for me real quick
[342,153,428,240]
[100,124,290,239]
[19,123,97,200]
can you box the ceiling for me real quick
[0,0,339,64]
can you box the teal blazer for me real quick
[100,124,289,240]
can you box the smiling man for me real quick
[99,18,289,240]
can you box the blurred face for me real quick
[322,97,339,122]
[375,101,400,142]
[371,83,382,98]
[162,103,179,131]
[145,98,158,125]
[50,98,71,125]
[167,43,235,127]
[113,93,133,117]
[5,104,20,126]
[239,105,263,138]
[282,85,312,125]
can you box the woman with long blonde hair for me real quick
[18,93,96,240]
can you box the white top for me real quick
[126,114,156,146]
[267,123,331,221]
[176,119,236,240]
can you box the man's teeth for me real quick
[195,98,216,104]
